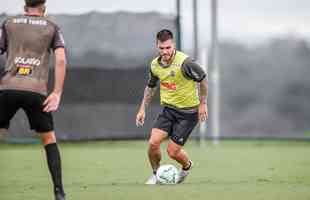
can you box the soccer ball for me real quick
[156,164,180,184]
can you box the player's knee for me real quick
[40,132,57,145]
[149,139,161,150]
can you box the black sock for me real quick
[182,160,192,171]
[45,143,64,195]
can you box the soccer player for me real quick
[136,29,208,184]
[0,0,66,199]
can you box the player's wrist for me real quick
[199,96,207,105]
[52,90,62,96]
[199,100,207,105]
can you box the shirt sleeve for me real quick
[51,25,65,50]
[0,21,7,54]
[181,58,207,82]
[147,68,159,88]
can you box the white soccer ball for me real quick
[156,164,180,184]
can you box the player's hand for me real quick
[136,109,145,127]
[43,92,61,112]
[198,103,208,122]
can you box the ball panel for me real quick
[156,164,180,184]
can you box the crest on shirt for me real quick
[169,70,176,77]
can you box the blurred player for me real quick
[0,0,66,199]
[136,29,208,184]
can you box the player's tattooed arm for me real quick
[141,86,157,110]
[136,67,158,126]
[198,78,208,122]
[199,78,208,104]
[136,86,157,127]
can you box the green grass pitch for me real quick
[0,140,310,200]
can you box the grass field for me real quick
[0,140,310,200]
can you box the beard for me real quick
[161,53,173,62]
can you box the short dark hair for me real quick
[25,0,46,7]
[156,29,174,42]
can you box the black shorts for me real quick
[0,90,54,133]
[153,107,198,146]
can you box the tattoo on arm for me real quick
[199,79,208,104]
[144,86,157,106]
[140,86,157,110]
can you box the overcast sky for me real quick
[2,0,310,46]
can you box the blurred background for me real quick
[1,0,310,141]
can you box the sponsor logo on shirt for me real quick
[160,82,177,91]
[14,57,40,76]
[14,57,41,66]
[16,64,32,75]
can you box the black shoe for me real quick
[55,192,66,200]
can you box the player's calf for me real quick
[167,142,189,167]
[41,132,65,199]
